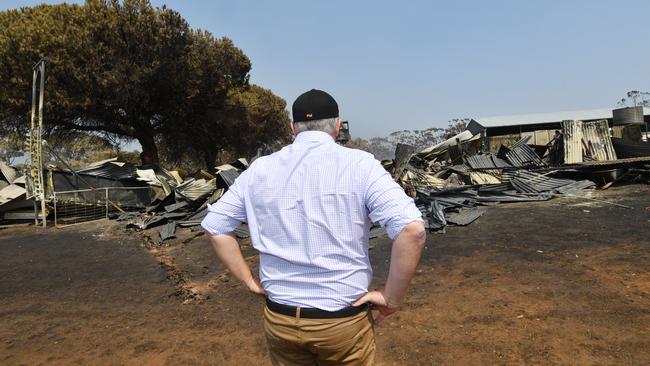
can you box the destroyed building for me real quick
[2,105,649,241]
[467,106,650,151]
[390,106,650,233]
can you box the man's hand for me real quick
[353,221,425,326]
[207,233,266,298]
[353,290,399,325]
[246,277,266,297]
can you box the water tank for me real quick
[613,106,644,125]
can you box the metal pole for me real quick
[105,188,109,219]
[30,68,38,226]
[30,68,36,131]
[33,200,38,226]
[53,192,57,227]
[38,62,47,228]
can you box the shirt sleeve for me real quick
[201,171,248,236]
[364,157,423,240]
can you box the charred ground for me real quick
[0,185,649,365]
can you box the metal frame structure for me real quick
[52,186,152,227]
[27,60,47,228]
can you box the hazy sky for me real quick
[3,0,650,139]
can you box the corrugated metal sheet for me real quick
[164,201,189,212]
[217,170,240,188]
[466,155,512,170]
[445,208,484,226]
[505,144,545,167]
[417,131,481,160]
[12,176,26,185]
[175,178,216,202]
[428,200,447,230]
[236,158,249,169]
[0,184,26,205]
[553,180,595,194]
[160,222,176,241]
[177,207,208,227]
[136,169,174,198]
[477,191,553,202]
[77,159,138,180]
[477,183,512,192]
[510,171,583,194]
[562,120,583,164]
[512,136,532,148]
[582,120,617,161]
[572,155,650,166]
[0,161,17,183]
[205,188,225,205]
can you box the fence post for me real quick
[105,188,109,219]
[53,192,57,227]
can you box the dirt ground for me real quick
[1,184,650,365]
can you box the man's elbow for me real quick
[403,220,426,248]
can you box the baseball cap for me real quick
[292,89,339,122]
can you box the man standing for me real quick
[547,130,565,165]
[201,89,425,365]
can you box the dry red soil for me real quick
[1,185,649,365]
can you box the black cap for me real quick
[292,89,339,122]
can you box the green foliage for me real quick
[220,85,291,159]
[0,0,289,168]
[159,83,290,169]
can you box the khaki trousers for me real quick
[263,305,376,366]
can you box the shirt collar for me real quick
[293,131,335,144]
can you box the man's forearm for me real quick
[383,221,426,306]
[207,233,255,287]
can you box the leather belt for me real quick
[266,298,367,319]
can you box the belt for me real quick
[266,298,368,319]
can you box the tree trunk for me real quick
[137,133,159,166]
[203,148,217,170]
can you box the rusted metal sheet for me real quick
[562,120,583,164]
[582,120,617,161]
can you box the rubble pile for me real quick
[0,162,31,221]
[2,117,650,239]
[113,158,251,241]
[390,127,650,232]
[0,156,251,242]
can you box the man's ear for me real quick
[334,118,341,138]
[290,121,297,136]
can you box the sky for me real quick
[2,0,650,140]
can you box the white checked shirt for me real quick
[201,131,422,311]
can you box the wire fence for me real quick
[52,187,153,227]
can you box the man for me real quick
[547,130,564,165]
[201,89,425,365]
